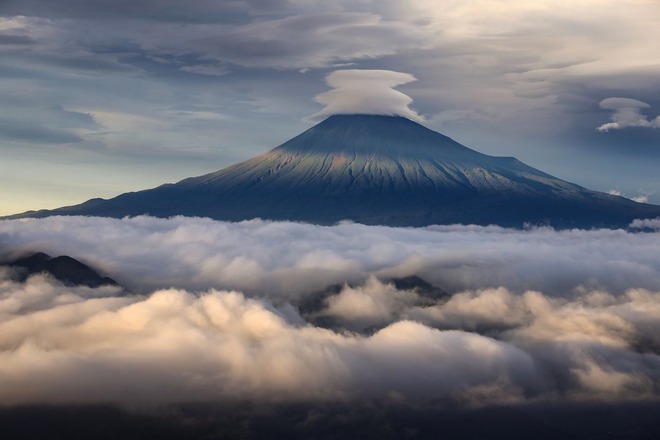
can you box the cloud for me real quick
[630,217,660,231]
[2,251,660,405]
[0,119,82,144]
[0,0,264,23]
[608,189,650,204]
[190,12,427,69]
[597,97,660,132]
[2,216,660,297]
[313,279,660,397]
[0,217,660,408]
[307,69,424,122]
[0,34,35,45]
[306,275,431,332]
[179,64,228,77]
[0,273,540,405]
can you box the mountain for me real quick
[5,252,118,287]
[7,114,660,228]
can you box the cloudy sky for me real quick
[1,0,659,215]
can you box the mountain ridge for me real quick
[5,114,660,228]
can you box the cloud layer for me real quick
[3,216,660,296]
[1,216,660,406]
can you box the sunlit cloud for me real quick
[2,246,660,405]
[0,215,659,417]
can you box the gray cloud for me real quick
[0,34,34,45]
[179,64,229,77]
[189,12,427,69]
[0,104,99,145]
[0,119,82,144]
[0,0,267,23]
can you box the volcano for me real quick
[10,114,660,228]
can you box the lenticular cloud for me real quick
[307,69,424,122]
[1,216,660,406]
[597,97,660,132]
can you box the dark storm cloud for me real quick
[1,217,660,406]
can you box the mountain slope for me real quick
[8,114,660,228]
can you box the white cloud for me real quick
[0,275,540,405]
[632,195,650,203]
[2,257,660,405]
[2,216,660,297]
[307,69,424,122]
[597,97,660,132]
[311,276,428,332]
[608,189,650,204]
[630,217,660,230]
[0,217,660,406]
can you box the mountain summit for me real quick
[10,114,660,228]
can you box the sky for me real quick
[1,0,659,215]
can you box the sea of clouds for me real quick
[1,216,660,407]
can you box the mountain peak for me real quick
[274,113,474,160]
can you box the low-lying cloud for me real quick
[1,216,660,407]
[3,216,660,297]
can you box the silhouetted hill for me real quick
[6,252,117,287]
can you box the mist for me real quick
[1,215,660,410]
[2,216,660,297]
